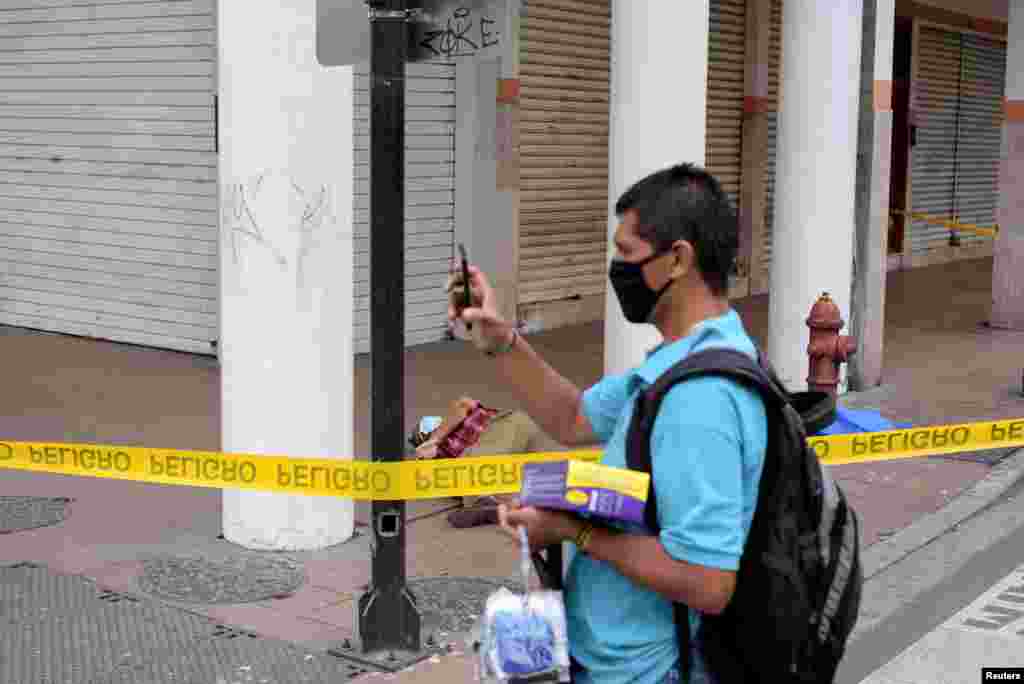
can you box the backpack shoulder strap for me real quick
[622,346,837,684]
[622,350,782,473]
[622,347,786,683]
[624,346,793,532]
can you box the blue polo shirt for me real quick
[565,309,768,684]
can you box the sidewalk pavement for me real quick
[837,449,1024,684]
[1,256,1023,682]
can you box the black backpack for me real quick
[625,346,862,683]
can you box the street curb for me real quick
[860,447,1024,581]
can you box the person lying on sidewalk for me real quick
[408,396,565,529]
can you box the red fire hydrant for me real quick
[806,292,857,396]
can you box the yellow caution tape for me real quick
[891,208,999,238]
[0,440,601,501]
[0,416,1022,499]
[809,417,1024,466]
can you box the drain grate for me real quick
[0,563,151,623]
[327,653,384,681]
[91,628,390,683]
[210,624,260,640]
[0,566,514,682]
[0,566,223,683]
[137,554,306,604]
[3,561,39,569]
[0,564,390,683]
[96,589,139,604]
[0,497,72,534]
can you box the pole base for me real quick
[357,584,421,654]
[329,636,441,675]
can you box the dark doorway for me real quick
[888,17,914,255]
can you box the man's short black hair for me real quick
[614,163,739,296]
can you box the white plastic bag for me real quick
[476,528,570,683]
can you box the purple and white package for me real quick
[518,460,650,525]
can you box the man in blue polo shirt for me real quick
[448,163,768,683]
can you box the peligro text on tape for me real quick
[0,440,602,500]
[807,417,1024,465]
[1,417,1023,498]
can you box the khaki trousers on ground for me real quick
[461,409,565,508]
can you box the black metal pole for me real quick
[357,0,421,655]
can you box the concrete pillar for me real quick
[218,0,355,550]
[455,59,518,330]
[603,0,709,376]
[992,0,1024,330]
[767,0,864,392]
[455,1,521,335]
[849,0,895,390]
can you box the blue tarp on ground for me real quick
[817,406,913,435]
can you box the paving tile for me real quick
[305,596,357,631]
[351,649,476,683]
[49,543,106,574]
[830,458,960,486]
[304,558,370,593]
[0,528,65,565]
[839,461,988,547]
[202,603,353,646]
[83,560,144,593]
[408,525,518,580]
[259,583,350,613]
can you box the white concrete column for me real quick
[455,58,518,328]
[767,0,864,391]
[218,0,355,551]
[992,0,1024,330]
[849,0,895,391]
[604,0,709,376]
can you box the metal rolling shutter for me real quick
[761,0,783,286]
[518,0,611,306]
[953,32,1005,247]
[706,0,746,208]
[0,0,218,354]
[353,61,456,355]
[908,25,960,255]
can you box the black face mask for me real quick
[608,252,674,324]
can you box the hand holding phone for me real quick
[447,246,513,355]
[458,243,473,330]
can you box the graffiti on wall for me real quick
[222,173,336,280]
[223,174,288,267]
[417,5,500,58]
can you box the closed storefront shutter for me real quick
[353,61,457,355]
[0,1,218,354]
[953,32,1005,247]
[706,0,746,208]
[908,25,961,255]
[760,0,783,290]
[518,0,611,306]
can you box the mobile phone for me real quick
[458,243,472,330]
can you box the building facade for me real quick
[0,0,1014,356]
[0,1,219,355]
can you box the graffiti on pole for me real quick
[317,0,506,66]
